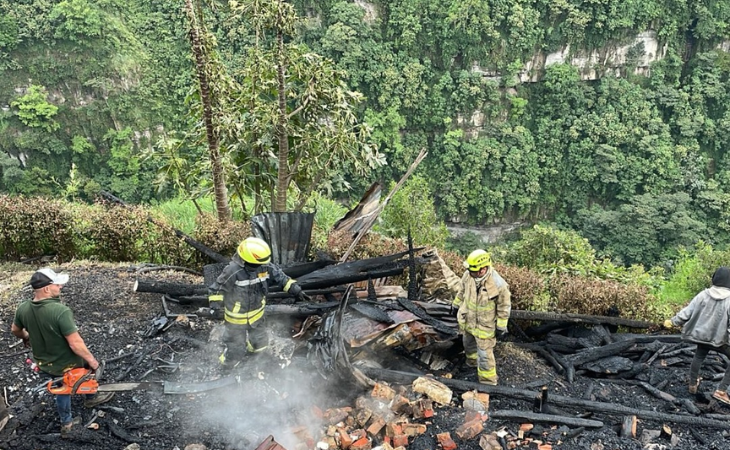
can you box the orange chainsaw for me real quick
[46,368,163,395]
[47,368,99,395]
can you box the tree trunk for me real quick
[274,3,289,213]
[183,0,231,222]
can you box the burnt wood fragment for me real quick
[637,381,677,403]
[350,302,394,324]
[583,356,634,374]
[619,415,637,438]
[107,421,138,443]
[397,296,457,336]
[570,340,637,366]
[490,410,604,428]
[510,310,653,328]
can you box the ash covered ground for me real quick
[2,263,730,450]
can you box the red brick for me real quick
[366,417,386,436]
[392,434,409,448]
[385,423,403,438]
[455,419,484,440]
[351,437,372,450]
[464,410,484,424]
[338,428,353,449]
[436,432,457,450]
[411,399,434,419]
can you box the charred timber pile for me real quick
[511,325,697,389]
[134,249,432,304]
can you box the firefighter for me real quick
[452,249,511,385]
[208,237,309,368]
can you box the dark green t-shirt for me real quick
[13,298,83,376]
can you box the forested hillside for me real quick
[1,0,729,268]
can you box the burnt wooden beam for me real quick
[134,279,207,297]
[397,296,456,336]
[510,310,654,329]
[490,410,604,428]
[570,340,637,366]
[359,368,730,429]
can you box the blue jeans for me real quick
[40,371,93,425]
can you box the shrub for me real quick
[376,175,449,249]
[660,242,730,306]
[0,195,76,261]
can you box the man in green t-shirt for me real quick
[11,268,114,435]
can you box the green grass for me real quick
[150,198,218,234]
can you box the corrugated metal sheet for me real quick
[251,212,314,266]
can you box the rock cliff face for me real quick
[520,31,667,81]
[469,31,667,83]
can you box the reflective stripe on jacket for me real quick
[453,268,511,339]
[208,261,294,325]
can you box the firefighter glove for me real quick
[663,319,674,329]
[289,283,310,301]
[496,327,508,340]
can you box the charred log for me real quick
[510,310,654,329]
[490,410,603,428]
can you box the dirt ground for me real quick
[2,263,730,450]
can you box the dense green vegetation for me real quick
[1,0,729,273]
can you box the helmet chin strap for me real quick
[474,266,492,286]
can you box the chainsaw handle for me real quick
[71,370,93,394]
[47,378,68,395]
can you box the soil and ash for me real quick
[2,263,730,450]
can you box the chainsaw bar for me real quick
[97,382,163,392]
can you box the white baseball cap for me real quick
[30,268,69,289]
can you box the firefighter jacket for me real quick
[208,260,298,325]
[453,267,511,340]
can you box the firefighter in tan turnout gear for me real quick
[452,249,511,385]
[208,237,309,368]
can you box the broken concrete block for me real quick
[412,377,452,405]
[461,391,489,411]
[478,434,501,450]
[372,383,396,401]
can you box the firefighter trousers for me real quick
[463,332,498,385]
[220,320,268,365]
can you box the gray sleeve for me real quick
[672,292,702,326]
